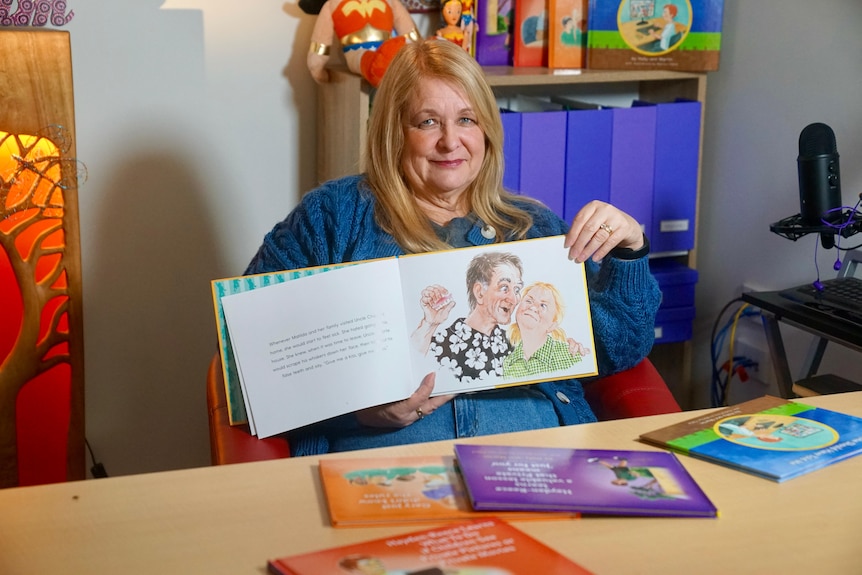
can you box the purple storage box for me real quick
[650,259,699,309]
[654,306,695,343]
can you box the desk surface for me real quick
[3,393,862,574]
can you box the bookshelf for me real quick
[315,65,708,403]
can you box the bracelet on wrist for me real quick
[309,41,330,56]
[609,233,650,260]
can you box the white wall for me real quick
[692,1,862,407]
[57,0,862,476]
[66,1,319,475]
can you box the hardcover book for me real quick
[454,444,718,517]
[640,395,862,482]
[548,0,587,69]
[319,454,578,526]
[267,517,593,574]
[513,0,549,66]
[474,0,514,65]
[586,0,724,72]
[214,236,598,437]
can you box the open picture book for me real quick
[213,236,598,438]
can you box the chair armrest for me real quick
[582,358,681,421]
[207,353,291,464]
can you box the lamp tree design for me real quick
[0,129,83,488]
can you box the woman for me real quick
[502,282,585,378]
[245,39,661,456]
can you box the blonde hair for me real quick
[508,282,568,344]
[365,39,536,254]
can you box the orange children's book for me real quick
[513,0,549,66]
[548,0,588,69]
[319,454,578,527]
[267,517,594,574]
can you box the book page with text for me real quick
[222,259,412,438]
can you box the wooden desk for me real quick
[2,393,861,574]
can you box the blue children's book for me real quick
[640,396,862,482]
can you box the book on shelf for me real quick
[454,444,717,517]
[474,0,514,66]
[266,517,593,575]
[548,0,587,69]
[213,236,598,438]
[513,0,549,66]
[586,0,724,72]
[639,395,862,482]
[319,454,578,527]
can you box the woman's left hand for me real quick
[564,200,645,263]
[355,372,456,428]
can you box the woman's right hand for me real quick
[355,372,455,428]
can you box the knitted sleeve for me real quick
[586,256,661,374]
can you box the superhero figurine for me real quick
[300,0,421,88]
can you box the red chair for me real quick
[206,353,680,465]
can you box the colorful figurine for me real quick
[300,0,421,87]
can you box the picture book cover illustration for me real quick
[215,236,598,438]
[319,454,578,526]
[640,396,862,482]
[474,0,514,66]
[454,444,717,517]
[513,0,549,66]
[587,0,724,72]
[267,517,594,575]
[548,0,587,69]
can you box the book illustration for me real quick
[619,0,690,55]
[217,236,597,438]
[640,396,862,482]
[267,517,594,574]
[715,413,837,450]
[411,253,591,385]
[513,0,549,67]
[319,455,578,526]
[587,0,724,72]
[548,0,587,69]
[474,0,514,66]
[454,445,717,517]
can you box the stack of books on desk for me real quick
[268,396,862,572]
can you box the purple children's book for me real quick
[454,444,718,517]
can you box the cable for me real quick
[710,298,761,407]
[723,303,751,406]
[85,438,109,478]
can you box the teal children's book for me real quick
[640,396,862,482]
[586,0,724,72]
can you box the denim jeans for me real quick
[325,386,561,453]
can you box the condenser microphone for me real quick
[797,122,841,248]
